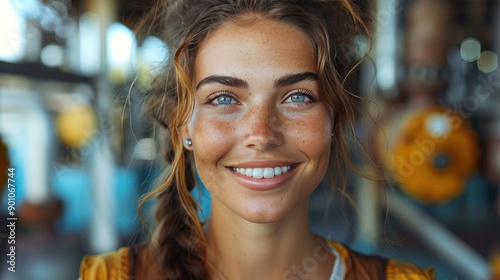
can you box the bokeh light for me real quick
[0,0,26,62]
[107,22,136,82]
[460,37,481,62]
[477,51,498,73]
[137,36,169,76]
[133,138,157,161]
[40,44,65,67]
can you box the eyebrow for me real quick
[274,72,318,88]
[195,72,318,90]
[196,75,248,90]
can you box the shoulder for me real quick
[327,240,434,280]
[386,259,435,280]
[79,244,164,280]
[79,247,130,280]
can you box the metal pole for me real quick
[385,191,491,280]
[374,0,399,99]
[86,0,118,254]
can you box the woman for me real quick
[80,0,434,279]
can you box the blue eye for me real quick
[210,94,237,105]
[290,94,307,102]
[284,91,314,103]
[217,96,234,104]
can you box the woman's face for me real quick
[186,17,333,223]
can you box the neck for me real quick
[205,200,335,280]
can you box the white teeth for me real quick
[274,167,282,175]
[252,168,263,179]
[232,165,292,179]
[245,168,252,177]
[263,168,274,178]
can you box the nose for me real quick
[243,104,284,151]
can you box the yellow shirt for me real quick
[80,241,434,280]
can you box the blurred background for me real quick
[0,0,499,279]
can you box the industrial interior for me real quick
[0,0,499,279]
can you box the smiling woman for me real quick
[79,1,434,279]
[188,18,332,228]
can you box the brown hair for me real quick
[137,0,372,279]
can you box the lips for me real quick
[227,162,298,192]
[231,165,291,179]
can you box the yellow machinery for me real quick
[377,106,480,203]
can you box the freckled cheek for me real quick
[286,114,331,163]
[191,115,235,165]
[190,115,236,195]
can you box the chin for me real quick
[234,199,304,224]
[241,211,288,224]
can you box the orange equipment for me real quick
[377,106,480,203]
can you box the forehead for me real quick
[194,17,316,82]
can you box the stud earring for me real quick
[184,138,192,147]
[331,133,335,138]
